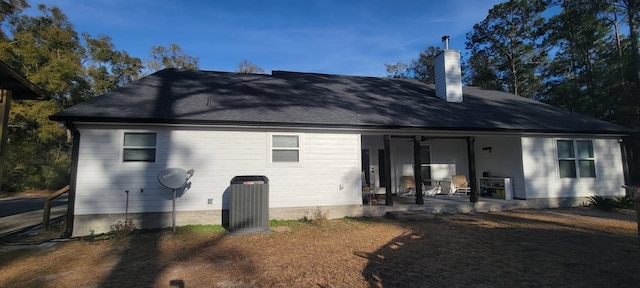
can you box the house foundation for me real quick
[70,197,593,237]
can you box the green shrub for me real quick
[587,195,615,211]
[614,195,635,209]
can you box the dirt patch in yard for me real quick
[0,207,638,287]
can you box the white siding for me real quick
[434,50,463,102]
[475,136,526,199]
[74,125,362,215]
[521,137,625,199]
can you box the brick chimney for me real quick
[434,35,463,102]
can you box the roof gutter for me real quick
[0,60,46,100]
[49,115,633,137]
[62,121,79,238]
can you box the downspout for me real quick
[62,121,80,238]
[619,137,630,188]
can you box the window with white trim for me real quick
[271,134,299,163]
[123,132,157,162]
[557,140,595,178]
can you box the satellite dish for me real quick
[158,168,189,189]
[158,167,195,233]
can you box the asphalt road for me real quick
[0,195,68,218]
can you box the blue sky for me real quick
[27,0,502,76]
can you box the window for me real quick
[557,140,595,178]
[123,133,156,162]
[420,145,432,186]
[272,135,299,163]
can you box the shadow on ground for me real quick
[361,211,639,287]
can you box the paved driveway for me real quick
[0,196,68,236]
[0,195,67,217]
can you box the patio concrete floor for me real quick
[360,195,562,218]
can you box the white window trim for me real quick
[268,132,303,166]
[121,130,159,164]
[555,139,596,180]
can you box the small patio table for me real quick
[429,178,451,196]
[362,191,374,206]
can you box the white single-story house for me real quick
[50,46,631,236]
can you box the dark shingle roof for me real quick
[50,68,630,134]
[0,60,45,100]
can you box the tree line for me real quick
[0,1,266,192]
[388,0,640,182]
[0,3,203,192]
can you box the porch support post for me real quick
[413,135,424,204]
[0,90,12,190]
[383,134,393,206]
[467,136,478,203]
[63,122,80,237]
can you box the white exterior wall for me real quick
[474,136,526,199]
[521,137,625,199]
[74,125,362,216]
[427,139,469,179]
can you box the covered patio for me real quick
[361,133,525,207]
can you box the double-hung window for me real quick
[557,140,595,178]
[271,134,299,163]
[123,132,157,162]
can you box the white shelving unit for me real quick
[479,177,513,200]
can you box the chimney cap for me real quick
[441,35,450,50]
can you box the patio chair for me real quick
[399,176,416,197]
[450,175,471,196]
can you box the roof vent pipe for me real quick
[442,35,450,50]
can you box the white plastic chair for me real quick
[450,175,471,197]
[399,176,416,197]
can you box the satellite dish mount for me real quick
[158,168,195,232]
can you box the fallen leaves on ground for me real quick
[0,207,638,288]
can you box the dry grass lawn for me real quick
[0,207,638,288]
